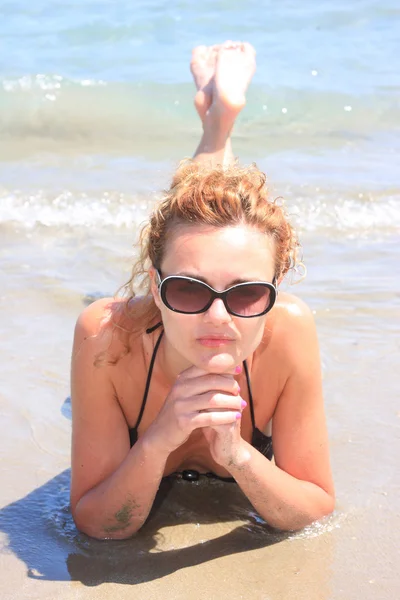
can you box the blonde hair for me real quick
[120,160,302,335]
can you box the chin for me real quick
[196,351,237,374]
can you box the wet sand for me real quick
[0,227,399,600]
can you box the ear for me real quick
[149,266,162,310]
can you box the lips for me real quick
[197,335,235,347]
[197,334,235,341]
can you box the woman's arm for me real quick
[70,299,170,539]
[210,296,335,531]
[71,299,246,539]
[226,442,334,531]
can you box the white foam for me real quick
[289,192,400,236]
[0,188,398,236]
[2,74,106,92]
[0,190,153,229]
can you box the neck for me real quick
[158,333,193,384]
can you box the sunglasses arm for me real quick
[154,269,163,287]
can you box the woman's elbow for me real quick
[269,491,336,532]
[72,512,141,540]
[300,489,336,530]
[71,503,142,540]
[322,489,336,515]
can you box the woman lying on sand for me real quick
[70,42,335,539]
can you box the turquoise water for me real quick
[0,0,399,234]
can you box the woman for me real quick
[70,42,335,539]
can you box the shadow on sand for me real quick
[0,400,287,586]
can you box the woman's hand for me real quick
[145,366,244,454]
[202,420,247,468]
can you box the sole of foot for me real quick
[190,44,219,121]
[209,42,256,125]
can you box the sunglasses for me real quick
[156,270,277,318]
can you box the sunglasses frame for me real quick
[156,270,277,318]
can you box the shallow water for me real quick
[1,1,400,599]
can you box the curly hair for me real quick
[119,160,302,335]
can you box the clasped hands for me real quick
[147,363,248,468]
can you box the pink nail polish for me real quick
[241,400,247,409]
[236,412,242,419]
[235,365,242,374]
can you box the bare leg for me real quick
[191,42,256,168]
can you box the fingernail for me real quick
[241,400,247,409]
[235,412,242,420]
[235,365,242,374]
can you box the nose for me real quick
[203,298,232,324]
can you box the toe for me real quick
[242,42,256,55]
[192,45,207,59]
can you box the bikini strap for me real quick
[243,359,256,430]
[133,327,164,430]
[146,321,163,334]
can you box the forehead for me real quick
[162,224,275,281]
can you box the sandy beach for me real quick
[0,227,399,599]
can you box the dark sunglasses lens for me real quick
[226,284,272,316]
[163,278,211,313]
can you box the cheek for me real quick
[161,311,196,341]
[238,319,266,354]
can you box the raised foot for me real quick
[190,45,219,121]
[210,42,256,123]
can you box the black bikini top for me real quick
[128,323,273,482]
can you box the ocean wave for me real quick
[0,189,152,229]
[1,186,398,236]
[0,74,398,155]
[288,189,400,236]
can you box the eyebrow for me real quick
[175,271,261,286]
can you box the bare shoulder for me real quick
[273,291,315,329]
[260,291,319,366]
[72,298,139,366]
[74,296,122,337]
[72,297,133,360]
